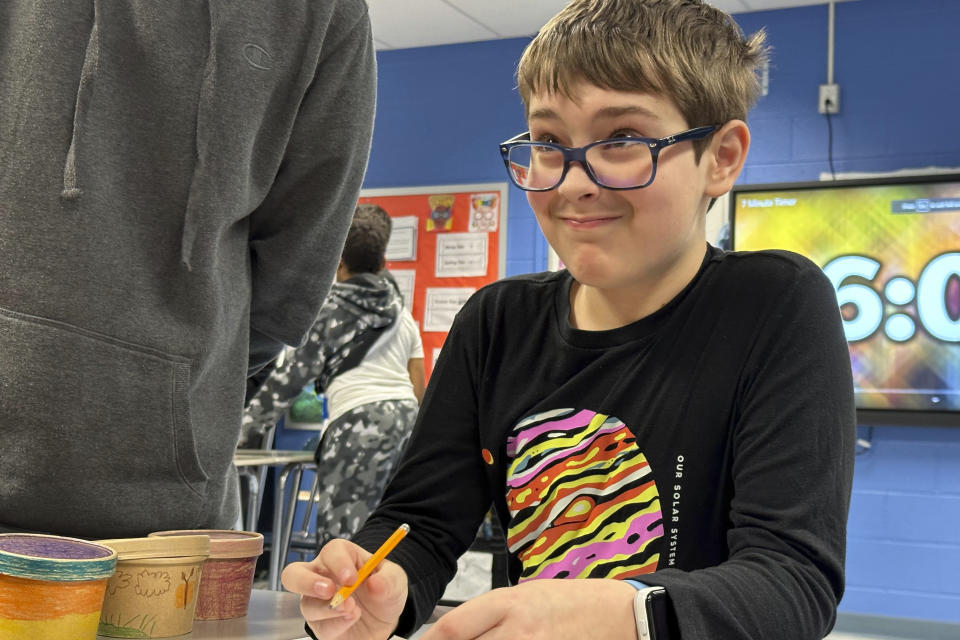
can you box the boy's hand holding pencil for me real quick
[281,526,410,640]
[329,523,410,608]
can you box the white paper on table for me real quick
[435,232,488,278]
[386,216,418,261]
[423,287,474,333]
[441,550,494,601]
[390,269,416,310]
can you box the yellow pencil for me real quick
[329,523,410,609]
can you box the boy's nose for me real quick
[557,161,600,200]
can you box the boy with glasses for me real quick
[284,1,855,639]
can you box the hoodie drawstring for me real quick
[60,1,216,270]
[181,1,218,270]
[62,0,100,201]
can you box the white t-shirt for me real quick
[325,307,424,422]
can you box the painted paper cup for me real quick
[0,533,117,640]
[95,535,209,638]
[149,530,263,620]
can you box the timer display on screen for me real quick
[733,179,960,413]
[824,253,960,344]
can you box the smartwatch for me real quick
[632,586,674,640]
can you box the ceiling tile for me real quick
[367,0,498,49]
[710,0,751,13]
[443,0,569,39]
[367,0,860,51]
[739,0,856,11]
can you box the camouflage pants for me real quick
[313,398,418,549]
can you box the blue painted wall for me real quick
[364,37,543,276]
[364,0,960,623]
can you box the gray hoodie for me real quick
[0,0,376,538]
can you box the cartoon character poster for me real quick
[469,192,499,232]
[427,194,455,232]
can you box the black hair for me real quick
[341,204,391,274]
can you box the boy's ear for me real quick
[704,120,750,198]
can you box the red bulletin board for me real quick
[358,183,509,381]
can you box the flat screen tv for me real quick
[730,174,960,427]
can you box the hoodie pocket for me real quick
[0,306,208,538]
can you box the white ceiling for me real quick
[367,0,856,50]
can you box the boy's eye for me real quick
[532,133,559,144]
[529,133,563,155]
[608,129,642,140]
[596,130,642,150]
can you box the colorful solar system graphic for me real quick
[506,409,663,581]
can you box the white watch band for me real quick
[633,586,662,640]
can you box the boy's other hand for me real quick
[281,537,408,640]
[419,578,637,640]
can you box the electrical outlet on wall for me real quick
[819,84,840,114]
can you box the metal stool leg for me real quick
[279,466,305,585]
[269,462,316,591]
[269,464,295,590]
[244,472,259,532]
[254,424,277,522]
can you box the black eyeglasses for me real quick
[499,125,718,192]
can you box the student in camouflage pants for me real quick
[313,398,419,546]
[245,204,425,547]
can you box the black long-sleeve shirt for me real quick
[353,245,856,640]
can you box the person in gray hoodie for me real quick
[0,0,376,538]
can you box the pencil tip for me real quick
[329,593,345,609]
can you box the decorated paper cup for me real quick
[95,535,209,638]
[149,530,263,620]
[0,533,117,640]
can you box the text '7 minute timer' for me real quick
[824,252,960,343]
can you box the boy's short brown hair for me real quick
[517,0,769,147]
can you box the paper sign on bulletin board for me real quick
[358,183,508,381]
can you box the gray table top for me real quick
[90,587,960,640]
[96,589,309,640]
[233,450,315,467]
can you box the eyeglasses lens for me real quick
[507,141,654,190]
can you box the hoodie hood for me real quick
[328,272,403,324]
[313,272,402,391]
